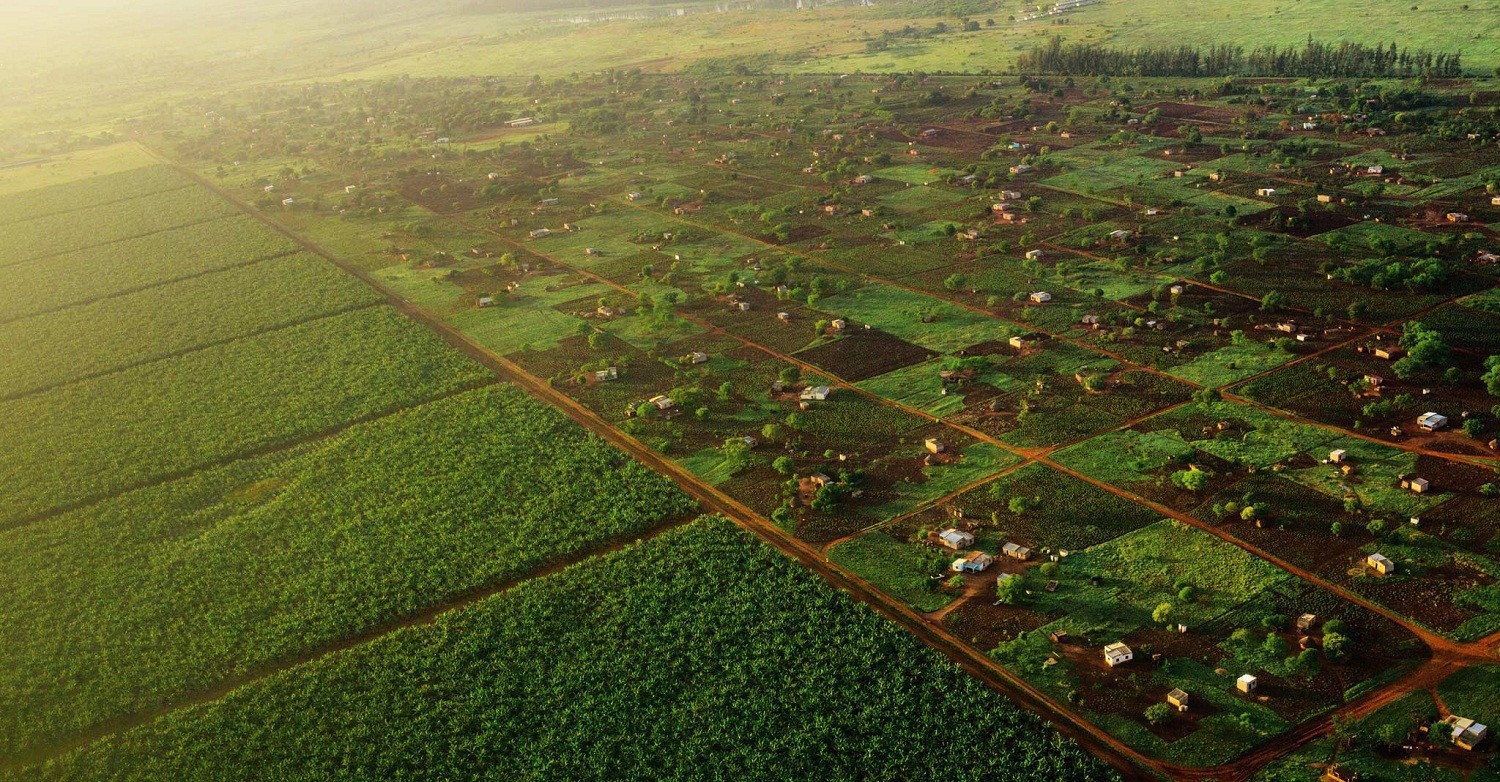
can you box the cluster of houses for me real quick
[933,527,1030,574]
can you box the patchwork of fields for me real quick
[0,155,1129,780]
[6,14,1500,776]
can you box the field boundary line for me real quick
[0,299,385,404]
[0,211,244,272]
[0,511,702,774]
[0,378,495,536]
[0,248,303,328]
[0,179,200,229]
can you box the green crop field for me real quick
[4,519,1117,782]
[0,185,237,268]
[0,385,696,760]
[0,215,300,322]
[5,0,1500,778]
[0,306,490,527]
[0,253,382,398]
[0,164,190,226]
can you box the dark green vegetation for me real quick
[0,252,382,398]
[0,384,698,761]
[1253,666,1500,782]
[1020,37,1465,78]
[6,519,1119,782]
[5,1,1500,778]
[0,305,490,527]
[0,216,299,322]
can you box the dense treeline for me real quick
[10,519,1119,782]
[1018,37,1464,78]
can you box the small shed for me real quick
[1103,642,1133,667]
[1407,477,1430,494]
[808,473,836,489]
[648,395,675,411]
[1366,553,1395,575]
[594,367,619,382]
[951,551,995,573]
[1447,716,1489,751]
[1028,291,1053,303]
[1002,542,1031,561]
[1236,674,1258,693]
[1417,412,1449,431]
[1025,249,1044,261]
[830,318,847,331]
[777,311,792,322]
[477,296,495,308]
[799,385,831,402]
[937,529,974,550]
[1050,630,1070,644]
[1329,449,1347,464]
[1296,613,1317,632]
[689,351,710,365]
[924,438,946,454]
[1166,689,1190,712]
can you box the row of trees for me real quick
[1018,37,1464,78]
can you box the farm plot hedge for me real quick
[8,518,1118,782]
[0,306,490,527]
[0,186,237,268]
[0,165,191,227]
[0,215,299,322]
[0,253,382,398]
[0,384,697,761]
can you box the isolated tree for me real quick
[995,575,1024,605]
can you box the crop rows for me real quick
[6,518,1117,782]
[0,185,238,268]
[0,253,382,398]
[0,165,192,227]
[0,384,697,761]
[0,305,491,527]
[0,215,299,323]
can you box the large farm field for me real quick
[4,519,1118,782]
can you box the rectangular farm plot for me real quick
[812,284,1020,353]
[4,518,1115,782]
[985,519,1425,766]
[895,462,1165,553]
[877,185,967,214]
[0,164,191,226]
[944,347,1193,449]
[0,385,697,761]
[858,441,1021,521]
[0,144,160,199]
[0,306,491,527]
[1233,343,1500,462]
[871,163,963,186]
[0,215,299,323]
[828,531,957,612]
[0,252,382,398]
[0,185,238,268]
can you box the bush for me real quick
[1145,703,1175,725]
